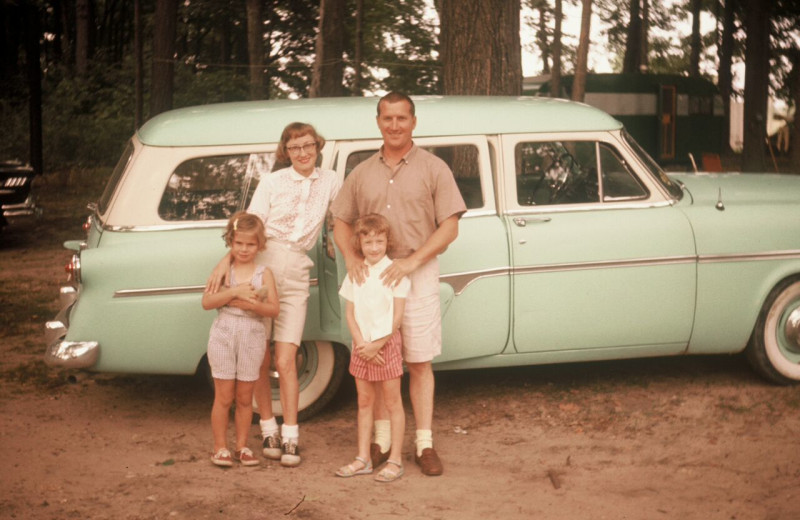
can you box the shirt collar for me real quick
[364,255,391,272]
[289,166,319,181]
[379,143,416,165]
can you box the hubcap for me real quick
[785,307,800,354]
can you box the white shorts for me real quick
[207,311,267,381]
[400,259,442,363]
[257,240,313,346]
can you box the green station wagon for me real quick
[45,96,800,419]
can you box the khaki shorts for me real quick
[257,240,313,346]
[400,258,442,363]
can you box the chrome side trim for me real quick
[514,255,697,275]
[698,250,800,263]
[440,267,511,295]
[103,221,225,232]
[109,251,800,299]
[114,285,205,298]
[114,278,319,298]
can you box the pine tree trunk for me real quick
[550,0,563,97]
[134,0,143,128]
[572,0,592,102]
[718,0,735,154]
[622,0,641,74]
[149,0,177,118]
[440,0,521,95]
[741,0,770,171]
[689,0,701,76]
[310,0,346,98]
[75,0,90,76]
[353,0,363,95]
[246,0,266,100]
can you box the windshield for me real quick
[621,130,683,201]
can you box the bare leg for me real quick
[253,344,274,421]
[355,378,375,463]
[234,380,256,450]
[274,341,299,426]
[406,361,434,431]
[211,378,235,451]
[381,377,405,463]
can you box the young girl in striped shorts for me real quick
[202,212,279,467]
[336,214,409,483]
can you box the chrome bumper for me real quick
[2,194,43,218]
[44,285,100,368]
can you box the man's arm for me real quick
[379,214,459,287]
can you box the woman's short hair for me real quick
[223,211,266,250]
[352,213,394,256]
[276,122,326,163]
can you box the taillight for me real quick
[82,215,92,234]
[65,254,81,283]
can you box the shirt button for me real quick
[389,179,394,184]
[387,204,391,209]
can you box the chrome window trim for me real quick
[504,198,671,216]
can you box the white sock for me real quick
[260,416,279,439]
[415,429,433,457]
[281,423,299,440]
[374,420,391,452]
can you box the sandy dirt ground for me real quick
[2,181,800,520]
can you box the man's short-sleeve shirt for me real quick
[331,145,467,258]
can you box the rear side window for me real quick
[98,141,134,215]
[158,153,276,221]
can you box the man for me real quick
[331,92,466,476]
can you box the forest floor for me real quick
[1,171,799,520]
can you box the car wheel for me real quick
[746,277,800,384]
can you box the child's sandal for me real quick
[335,456,373,477]
[374,459,404,482]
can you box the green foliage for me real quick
[345,0,441,95]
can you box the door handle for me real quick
[513,216,551,227]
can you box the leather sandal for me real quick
[335,456,373,477]
[374,459,404,483]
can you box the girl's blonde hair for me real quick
[276,122,326,163]
[222,211,266,250]
[352,213,393,256]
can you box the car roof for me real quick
[137,95,623,147]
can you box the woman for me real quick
[207,122,341,467]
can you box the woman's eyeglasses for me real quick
[286,143,317,155]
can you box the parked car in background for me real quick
[45,96,800,419]
[1,160,41,229]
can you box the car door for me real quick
[330,137,511,364]
[501,133,696,355]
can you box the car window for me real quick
[342,144,485,209]
[98,140,134,215]
[515,141,599,206]
[515,140,648,206]
[158,152,276,221]
[599,143,648,201]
